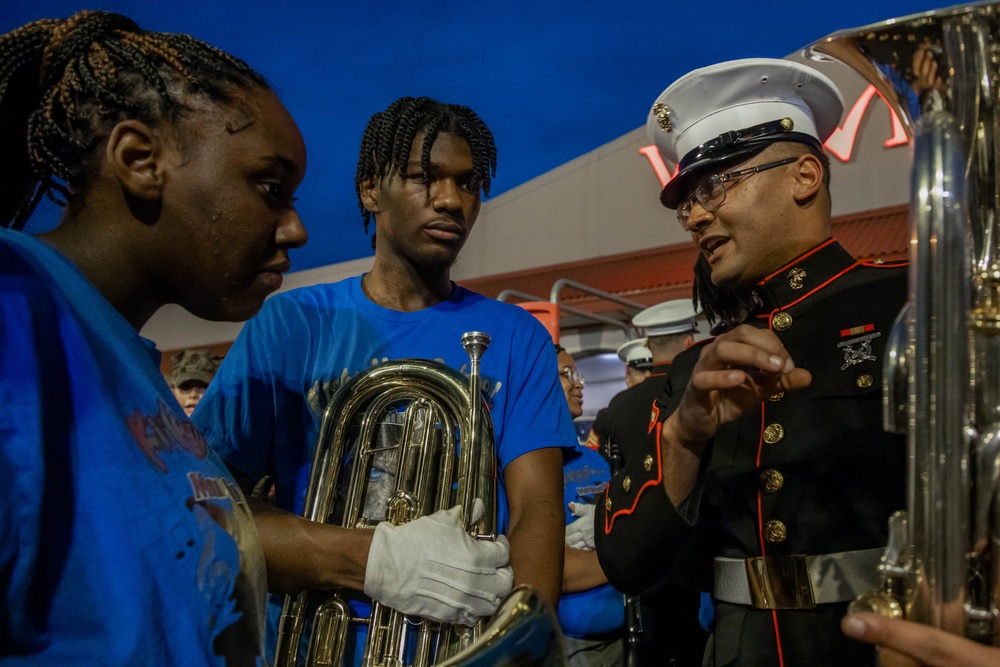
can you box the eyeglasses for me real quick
[676,157,799,227]
[560,368,585,386]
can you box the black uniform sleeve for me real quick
[594,348,709,594]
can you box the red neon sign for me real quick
[825,85,908,161]
[637,145,679,188]
[640,84,908,188]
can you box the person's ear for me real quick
[358,176,382,214]
[105,120,166,202]
[790,152,823,205]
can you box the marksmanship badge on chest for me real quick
[838,323,881,370]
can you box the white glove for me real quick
[565,502,596,550]
[364,498,513,627]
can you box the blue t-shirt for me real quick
[558,444,625,638]
[193,275,577,662]
[0,229,267,666]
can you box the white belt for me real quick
[714,549,883,609]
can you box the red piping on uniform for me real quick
[647,400,660,435]
[758,238,837,284]
[759,239,906,292]
[859,258,908,268]
[773,609,787,667]
[754,262,861,320]
[604,410,663,535]
[757,353,786,665]
[755,403,767,557]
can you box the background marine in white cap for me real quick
[595,58,909,667]
[616,338,654,388]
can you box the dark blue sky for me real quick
[6,0,945,271]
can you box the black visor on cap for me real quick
[660,143,769,209]
[659,118,822,209]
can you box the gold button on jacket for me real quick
[763,520,788,543]
[772,312,793,331]
[760,469,784,493]
[763,423,785,444]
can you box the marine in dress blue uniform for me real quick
[595,59,908,667]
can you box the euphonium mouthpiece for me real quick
[461,331,491,362]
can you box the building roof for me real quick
[459,204,908,329]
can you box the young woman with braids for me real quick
[194,97,573,664]
[0,11,307,664]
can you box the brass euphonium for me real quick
[273,332,503,666]
[805,1,1000,648]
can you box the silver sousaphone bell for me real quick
[805,1,1000,647]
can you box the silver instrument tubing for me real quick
[805,1,1000,645]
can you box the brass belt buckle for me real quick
[745,554,816,609]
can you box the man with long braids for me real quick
[194,97,572,663]
[0,10,309,664]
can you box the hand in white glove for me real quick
[565,501,596,550]
[364,498,513,627]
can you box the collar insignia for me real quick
[788,267,807,290]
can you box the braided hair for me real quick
[355,96,497,249]
[692,253,753,332]
[0,10,268,230]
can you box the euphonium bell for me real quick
[804,1,1000,647]
[436,586,568,667]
